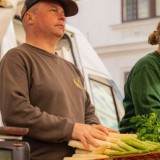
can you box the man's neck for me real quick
[26,39,57,54]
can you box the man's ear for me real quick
[24,12,34,24]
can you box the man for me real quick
[0,0,118,159]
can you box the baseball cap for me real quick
[21,0,78,20]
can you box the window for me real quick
[89,78,120,129]
[137,0,150,19]
[56,34,77,65]
[122,0,137,21]
[156,0,160,16]
[122,0,160,22]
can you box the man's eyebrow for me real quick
[50,5,65,13]
[50,4,63,9]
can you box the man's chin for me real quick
[56,33,64,39]
[54,29,64,36]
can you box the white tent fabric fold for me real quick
[0,0,17,58]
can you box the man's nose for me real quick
[58,12,65,21]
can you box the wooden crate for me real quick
[110,151,160,160]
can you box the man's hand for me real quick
[91,124,119,135]
[71,123,119,150]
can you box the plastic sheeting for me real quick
[1,21,17,58]
[0,0,17,59]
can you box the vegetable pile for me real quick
[63,133,160,159]
[130,112,160,142]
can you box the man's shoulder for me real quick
[61,58,79,70]
[1,44,31,61]
[60,58,83,78]
[3,44,26,58]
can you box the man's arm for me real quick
[71,68,119,149]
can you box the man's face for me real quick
[30,0,66,39]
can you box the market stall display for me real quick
[63,133,160,160]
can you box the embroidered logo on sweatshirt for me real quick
[73,78,83,89]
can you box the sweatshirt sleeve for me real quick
[0,55,74,143]
[130,66,160,115]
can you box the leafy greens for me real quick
[130,112,160,142]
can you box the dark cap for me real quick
[21,0,78,20]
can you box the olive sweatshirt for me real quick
[0,43,100,160]
[119,51,160,133]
